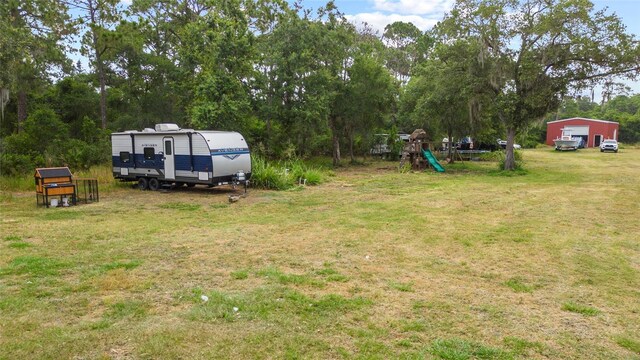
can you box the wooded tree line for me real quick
[1,0,639,174]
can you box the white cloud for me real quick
[345,12,439,34]
[372,0,454,15]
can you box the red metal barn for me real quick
[546,118,619,148]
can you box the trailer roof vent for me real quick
[155,123,180,132]
[142,128,156,132]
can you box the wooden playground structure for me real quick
[399,129,445,172]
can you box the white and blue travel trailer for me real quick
[111,123,251,190]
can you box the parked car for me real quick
[497,139,522,149]
[600,139,618,152]
[370,134,410,157]
[441,137,454,151]
[457,136,474,150]
[370,134,391,156]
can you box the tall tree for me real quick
[383,21,421,84]
[342,55,397,162]
[71,0,121,129]
[0,0,72,132]
[255,1,356,161]
[185,0,255,132]
[404,40,484,163]
[125,0,212,129]
[320,4,357,166]
[439,0,640,170]
[382,21,433,84]
[250,0,294,150]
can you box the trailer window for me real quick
[144,147,155,161]
[120,151,130,163]
[164,141,172,155]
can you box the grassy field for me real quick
[1,148,639,359]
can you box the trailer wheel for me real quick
[137,177,148,190]
[148,178,160,191]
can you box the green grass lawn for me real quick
[1,148,639,359]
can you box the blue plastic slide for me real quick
[421,149,445,172]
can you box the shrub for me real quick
[250,156,293,190]
[49,138,111,171]
[250,156,327,190]
[478,150,523,163]
[0,108,110,175]
[0,153,39,176]
[23,109,69,153]
[285,159,324,185]
[478,151,504,162]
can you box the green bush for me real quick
[0,153,40,176]
[620,119,640,144]
[478,151,503,162]
[250,156,327,190]
[0,109,110,175]
[250,156,293,190]
[49,138,111,171]
[479,150,526,171]
[23,109,69,153]
[478,150,523,162]
[286,160,324,185]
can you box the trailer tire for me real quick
[148,178,160,191]
[137,177,148,190]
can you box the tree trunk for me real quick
[89,0,107,129]
[262,66,273,145]
[96,57,107,129]
[329,116,341,166]
[332,132,341,166]
[504,126,516,170]
[11,5,26,133]
[447,128,454,164]
[348,127,354,163]
[17,90,27,133]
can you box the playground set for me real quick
[399,129,445,172]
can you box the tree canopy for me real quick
[436,0,640,169]
[1,0,639,174]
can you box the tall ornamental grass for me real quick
[250,156,327,190]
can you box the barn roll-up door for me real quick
[563,126,589,136]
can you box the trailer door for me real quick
[163,137,175,180]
